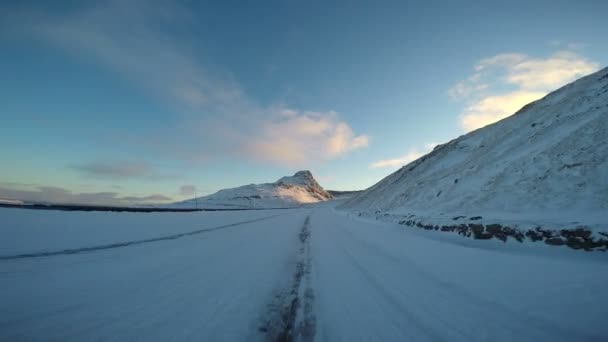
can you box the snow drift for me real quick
[342,67,608,240]
[172,170,332,209]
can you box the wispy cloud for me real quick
[18,0,236,111]
[179,185,197,196]
[121,194,171,202]
[450,50,599,131]
[369,143,437,169]
[0,183,172,206]
[369,151,424,169]
[71,161,152,179]
[7,1,368,167]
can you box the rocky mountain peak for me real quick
[275,170,332,200]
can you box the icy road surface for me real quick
[1,207,607,341]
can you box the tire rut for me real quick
[334,220,601,341]
[260,215,315,342]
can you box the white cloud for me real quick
[249,110,369,166]
[447,80,488,100]
[7,1,368,167]
[369,142,437,169]
[450,50,600,131]
[460,90,546,131]
[475,53,527,71]
[369,151,424,169]
[506,51,598,90]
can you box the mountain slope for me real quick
[342,67,608,237]
[173,171,332,209]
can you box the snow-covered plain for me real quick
[0,207,293,256]
[1,205,607,341]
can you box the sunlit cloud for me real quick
[506,51,598,90]
[450,50,600,131]
[459,91,546,131]
[249,110,369,166]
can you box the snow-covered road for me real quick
[1,207,607,341]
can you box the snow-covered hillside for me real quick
[172,170,332,209]
[342,67,608,247]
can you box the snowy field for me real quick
[0,208,294,256]
[1,206,607,341]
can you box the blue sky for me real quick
[1,0,607,205]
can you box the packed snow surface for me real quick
[342,67,608,232]
[171,170,332,209]
[1,205,607,341]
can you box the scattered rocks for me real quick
[566,237,584,250]
[545,237,565,246]
[474,232,492,239]
[469,224,484,235]
[470,216,483,220]
[493,232,507,243]
[392,213,606,252]
[486,224,502,234]
[526,230,543,242]
[561,227,592,240]
[535,227,554,239]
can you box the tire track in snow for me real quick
[0,212,292,261]
[260,215,315,342]
[330,225,447,342]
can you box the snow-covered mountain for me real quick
[342,67,608,239]
[173,170,332,209]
